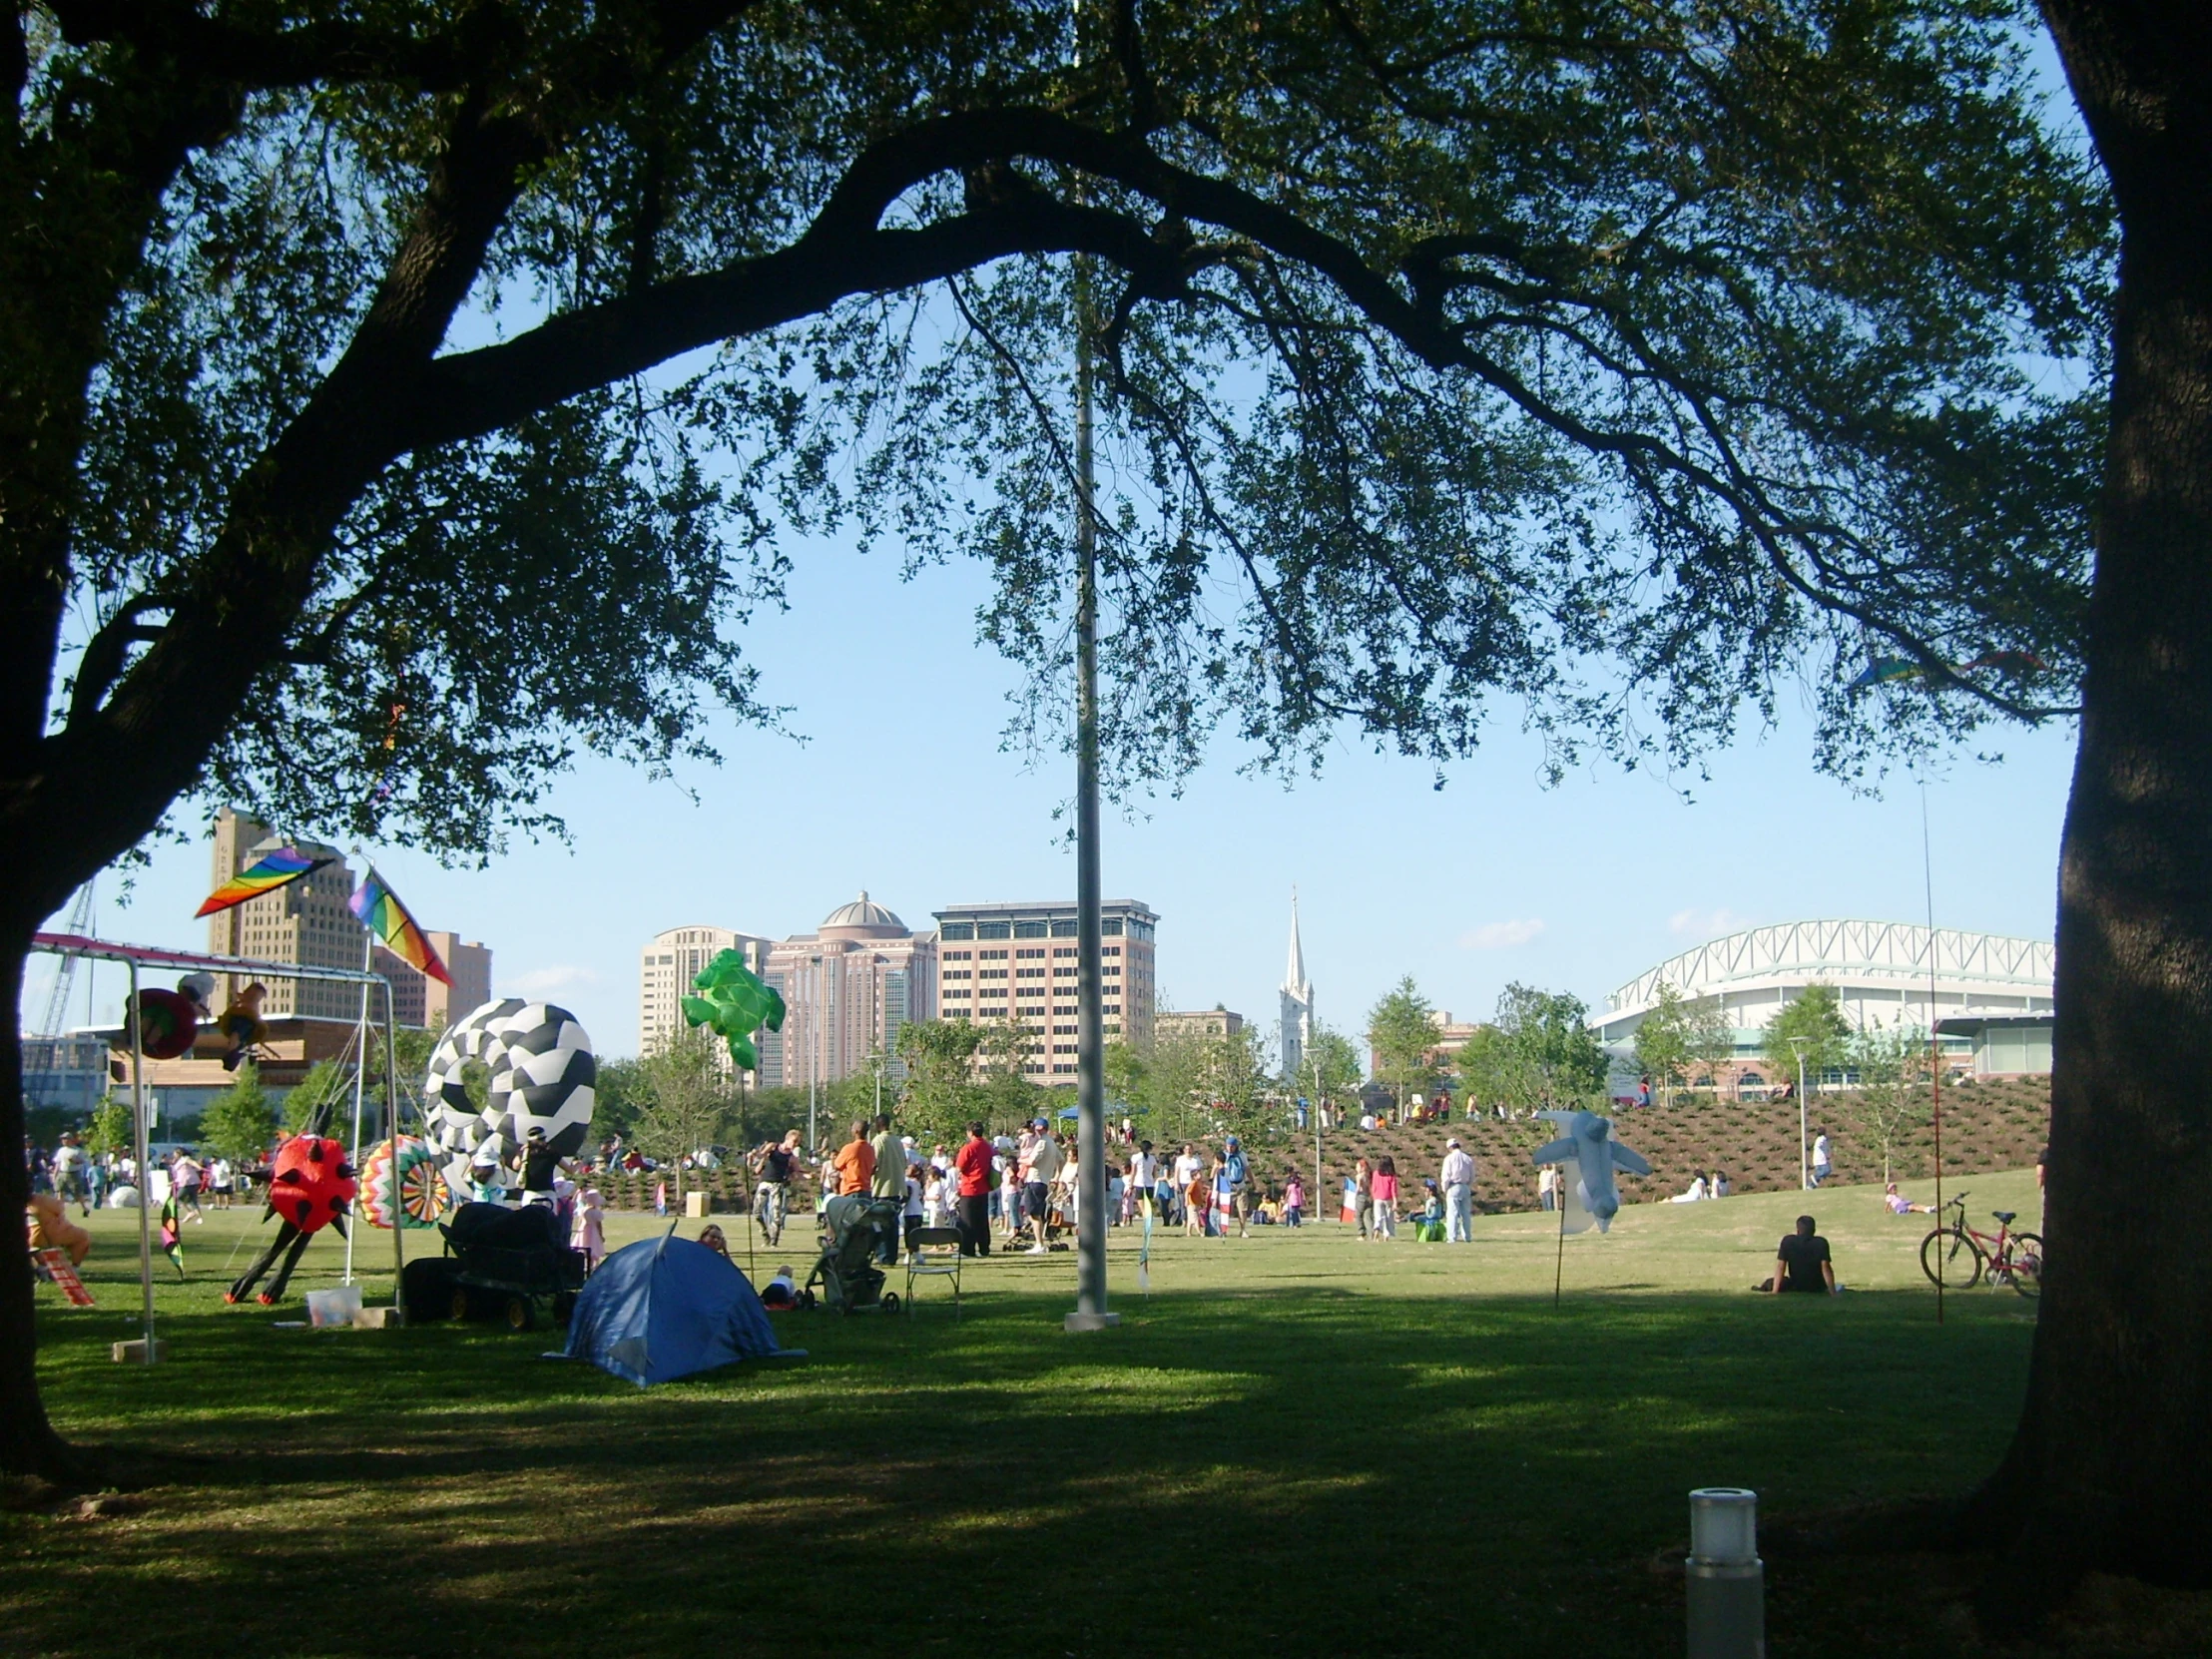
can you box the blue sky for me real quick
[27,523,2077,1062]
[24,23,2090,1060]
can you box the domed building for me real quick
[757,892,938,1090]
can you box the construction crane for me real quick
[23,880,96,1109]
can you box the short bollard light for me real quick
[1686,1487,1765,1659]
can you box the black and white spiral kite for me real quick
[424,999,596,1200]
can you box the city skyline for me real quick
[19,533,2078,1063]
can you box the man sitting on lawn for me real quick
[1763,1214,1839,1294]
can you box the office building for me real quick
[18,1033,110,1115]
[1156,1007,1244,1041]
[376,932,493,1030]
[640,926,774,1060]
[933,898,1158,1080]
[207,809,363,1021]
[759,895,936,1089]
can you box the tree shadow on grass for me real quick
[7,1283,2129,1658]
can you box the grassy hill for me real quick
[1260,1074,2050,1213]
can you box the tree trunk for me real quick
[1977,4,2212,1628]
[0,927,98,1483]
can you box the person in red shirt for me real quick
[954,1121,995,1257]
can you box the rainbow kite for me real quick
[195,847,334,917]
[1847,657,1923,691]
[348,867,451,984]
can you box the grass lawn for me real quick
[8,1168,2205,1656]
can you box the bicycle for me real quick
[1920,1192,2043,1298]
[753,1180,788,1248]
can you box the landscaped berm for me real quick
[8,1169,2209,1656]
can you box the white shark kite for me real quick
[1532,1110,1651,1234]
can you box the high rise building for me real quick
[206,809,363,1021]
[639,926,774,1065]
[933,898,1158,1080]
[759,896,936,1089]
[1280,891,1314,1081]
[375,932,493,1030]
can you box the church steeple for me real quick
[1281,889,1315,1080]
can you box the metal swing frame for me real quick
[29,931,402,1365]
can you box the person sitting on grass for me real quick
[698,1224,734,1263]
[1761,1215,1840,1294]
[760,1265,799,1308]
[1883,1182,1935,1216]
[1412,1179,1444,1232]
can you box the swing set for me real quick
[30,930,407,1364]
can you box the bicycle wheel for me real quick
[1998,1232,2044,1299]
[1921,1225,1983,1290]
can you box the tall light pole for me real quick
[807,953,823,1155]
[1789,1037,1809,1190]
[1065,0,1115,1333]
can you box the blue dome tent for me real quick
[563,1232,785,1385]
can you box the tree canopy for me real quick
[2,0,2103,912]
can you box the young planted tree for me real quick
[1493,984,1609,1113]
[629,1026,733,1202]
[279,1059,352,1137]
[1366,978,1438,1112]
[1762,985,1852,1097]
[1631,981,1692,1108]
[1301,1025,1364,1119]
[81,1095,134,1165]
[895,1018,986,1144]
[1842,1027,1934,1186]
[976,1018,1047,1133]
[1684,998,1739,1103]
[199,1063,277,1168]
[590,1056,650,1147]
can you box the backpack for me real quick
[1224,1151,1248,1187]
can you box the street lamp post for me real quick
[808,954,823,1155]
[1789,1038,1810,1190]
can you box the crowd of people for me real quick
[24,1132,244,1217]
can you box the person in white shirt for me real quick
[1023,1132,1064,1253]
[50,1136,88,1217]
[1670,1171,1710,1203]
[1537,1164,1560,1212]
[1129,1141,1158,1217]
[1811,1131,1833,1188]
[1439,1139,1477,1243]
[1171,1144,1202,1227]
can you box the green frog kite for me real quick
[682,949,787,1069]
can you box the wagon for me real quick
[415,1201,586,1332]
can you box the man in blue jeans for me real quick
[1439,1138,1476,1242]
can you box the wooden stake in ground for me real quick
[1553,1176,1567,1310]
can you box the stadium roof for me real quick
[1601,919,2053,1025]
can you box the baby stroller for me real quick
[806,1194,904,1314]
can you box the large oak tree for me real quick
[0,0,2150,1625]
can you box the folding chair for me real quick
[903,1226,965,1319]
